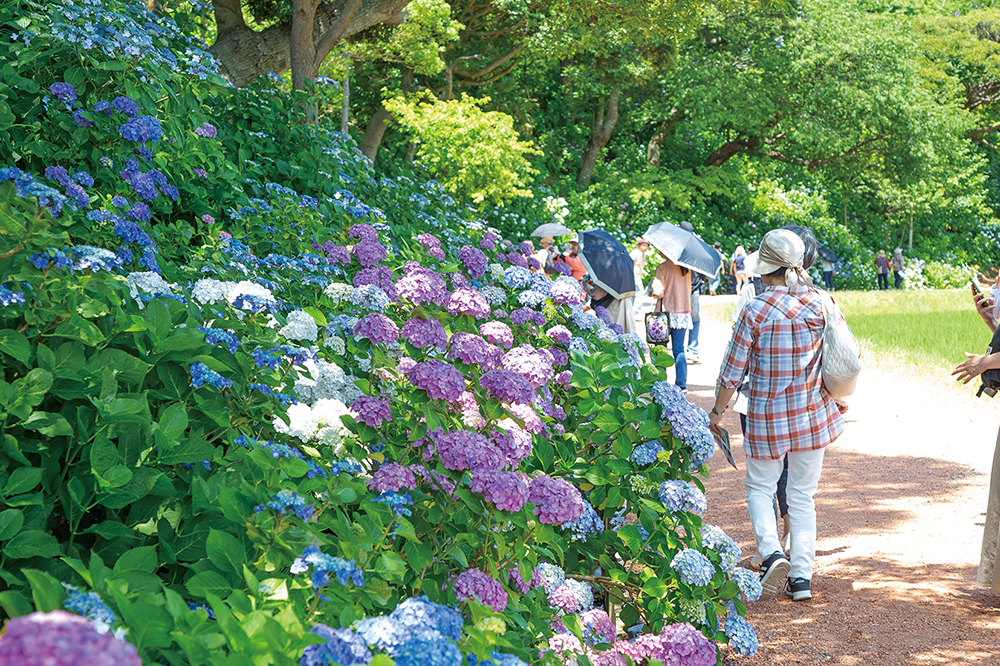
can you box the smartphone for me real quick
[972,280,983,296]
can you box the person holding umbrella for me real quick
[650,254,692,391]
[577,230,638,336]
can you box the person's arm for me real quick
[650,263,667,300]
[953,352,1000,383]
[709,386,736,436]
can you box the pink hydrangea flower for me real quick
[547,325,572,344]
[445,288,491,319]
[480,321,514,349]
[491,421,533,467]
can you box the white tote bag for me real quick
[818,292,861,399]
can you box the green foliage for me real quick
[383,93,540,203]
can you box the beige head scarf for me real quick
[745,229,813,288]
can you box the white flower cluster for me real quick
[543,196,570,224]
[273,399,352,455]
[126,271,177,305]
[279,310,319,342]
[324,282,353,303]
[325,335,346,355]
[293,358,362,406]
[191,278,237,305]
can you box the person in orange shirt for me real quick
[565,239,586,280]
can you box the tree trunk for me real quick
[360,68,412,163]
[360,105,391,162]
[577,89,620,188]
[290,0,320,91]
[210,0,410,88]
[341,73,350,133]
[646,115,684,167]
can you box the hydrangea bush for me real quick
[0,1,759,663]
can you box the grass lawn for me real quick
[702,288,990,375]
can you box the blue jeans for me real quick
[670,327,687,389]
[687,292,700,356]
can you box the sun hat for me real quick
[637,237,650,246]
[744,229,812,287]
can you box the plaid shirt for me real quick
[719,286,845,459]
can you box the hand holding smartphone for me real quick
[972,280,982,296]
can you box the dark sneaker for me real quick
[758,551,790,601]
[786,577,812,601]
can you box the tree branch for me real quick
[967,122,1000,140]
[454,62,518,87]
[764,134,886,169]
[212,0,246,34]
[315,0,364,64]
[453,44,524,80]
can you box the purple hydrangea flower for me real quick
[454,569,508,612]
[353,313,399,345]
[436,429,502,471]
[547,325,572,344]
[72,110,94,127]
[501,345,554,388]
[0,611,142,666]
[480,321,514,349]
[550,280,581,305]
[400,317,447,350]
[447,332,502,369]
[553,262,572,276]
[506,251,529,269]
[470,468,529,512]
[490,423,533,467]
[507,564,543,594]
[396,266,447,306]
[353,264,396,300]
[349,223,378,241]
[518,241,533,255]
[49,82,77,104]
[458,244,488,278]
[300,625,371,666]
[368,463,419,492]
[350,394,392,428]
[480,232,497,251]
[44,165,71,186]
[417,232,441,249]
[480,368,535,405]
[528,474,585,524]
[353,240,386,267]
[510,307,546,326]
[194,122,217,138]
[445,288,491,319]
[407,360,465,402]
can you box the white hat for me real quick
[745,229,812,287]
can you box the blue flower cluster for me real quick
[670,548,715,586]
[300,625,371,666]
[503,266,533,290]
[724,613,759,656]
[355,596,462,661]
[186,602,217,620]
[561,498,604,542]
[701,524,740,574]
[189,361,233,391]
[119,115,163,145]
[256,488,315,523]
[0,285,25,307]
[659,480,707,515]
[248,383,296,406]
[290,544,364,588]
[731,567,763,602]
[631,440,664,465]
[1,167,68,215]
[372,491,413,517]
[63,585,117,625]
[196,326,240,353]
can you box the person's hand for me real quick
[953,353,989,384]
[974,291,995,329]
[709,408,725,436]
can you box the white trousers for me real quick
[745,448,826,580]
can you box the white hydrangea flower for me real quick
[324,282,353,303]
[228,280,276,310]
[279,310,319,342]
[273,402,319,442]
[325,336,346,355]
[126,271,178,305]
[357,357,371,372]
[191,278,237,305]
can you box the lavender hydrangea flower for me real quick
[400,317,448,350]
[480,231,498,251]
[353,313,399,345]
[368,463,418,492]
[458,244,488,278]
[501,345,554,388]
[193,122,217,138]
[656,622,718,665]
[510,307,546,326]
[396,266,447,305]
[671,548,715,586]
[454,568,508,612]
[353,265,396,300]
[548,578,594,613]
[437,429,503,472]
[658,480,707,515]
[490,422,533,467]
[353,240,387,267]
[445,288,491,318]
[49,82,77,104]
[470,468,529,512]
[528,474,585,524]
[550,280,581,305]
[407,360,465,402]
[0,610,142,666]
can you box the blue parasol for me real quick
[643,222,722,277]
[577,229,636,299]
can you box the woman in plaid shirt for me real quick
[709,228,850,602]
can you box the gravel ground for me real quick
[673,295,1000,665]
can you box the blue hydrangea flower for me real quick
[561,499,603,542]
[701,524,741,574]
[724,614,759,656]
[289,544,363,588]
[671,548,715,586]
[632,440,664,465]
[300,625,371,666]
[731,567,763,602]
[0,285,26,307]
[372,491,413,517]
[189,361,233,391]
[394,636,462,666]
[659,480,707,515]
[62,584,116,625]
[197,326,240,353]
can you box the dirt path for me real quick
[678,296,1000,665]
